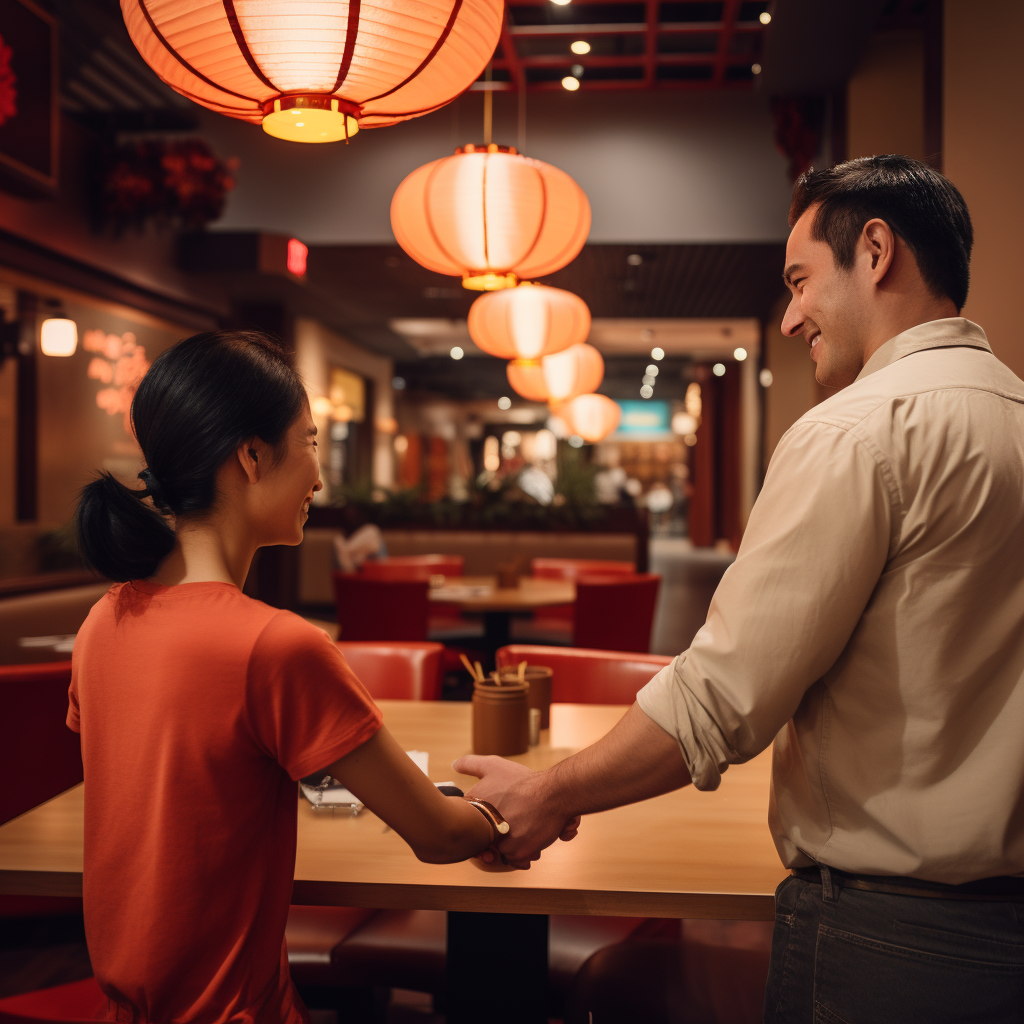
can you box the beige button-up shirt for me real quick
[638,318,1024,884]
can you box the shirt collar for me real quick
[856,318,991,382]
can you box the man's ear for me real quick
[236,440,262,484]
[861,218,896,284]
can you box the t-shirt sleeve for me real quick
[67,654,81,734]
[244,612,383,781]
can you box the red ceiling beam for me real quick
[643,0,658,88]
[493,52,751,69]
[507,21,763,36]
[499,15,526,93]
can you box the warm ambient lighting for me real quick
[551,0,572,5]
[40,318,77,357]
[497,396,512,410]
[760,11,772,24]
[120,1,503,143]
[713,363,726,376]
[391,145,591,291]
[287,238,308,276]
[561,77,581,92]
[751,63,762,75]
[651,346,665,360]
[557,393,621,443]
[760,368,774,387]
[507,343,604,404]
[733,347,748,361]
[640,384,653,399]
[570,40,591,55]
[450,346,465,360]
[468,283,590,361]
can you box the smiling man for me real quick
[457,155,1024,1022]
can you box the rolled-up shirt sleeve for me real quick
[637,419,896,790]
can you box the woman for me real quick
[71,331,504,1024]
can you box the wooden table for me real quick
[429,575,575,652]
[0,702,785,1021]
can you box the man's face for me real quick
[781,206,871,389]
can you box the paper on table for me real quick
[300,750,430,807]
[430,584,492,600]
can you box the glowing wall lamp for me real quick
[287,238,308,276]
[40,317,78,357]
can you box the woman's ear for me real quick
[236,440,262,484]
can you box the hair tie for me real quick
[138,468,169,511]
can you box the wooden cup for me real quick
[472,679,530,756]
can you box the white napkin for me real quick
[300,750,430,807]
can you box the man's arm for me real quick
[455,703,691,867]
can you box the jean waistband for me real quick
[792,865,1024,902]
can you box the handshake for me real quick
[453,755,582,870]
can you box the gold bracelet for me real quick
[466,798,510,837]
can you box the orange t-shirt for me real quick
[68,581,382,1024]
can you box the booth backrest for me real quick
[335,642,443,701]
[0,662,82,826]
[496,645,672,705]
[0,584,110,665]
[359,555,464,582]
[332,573,430,642]
[531,558,636,579]
[573,573,662,653]
[299,529,638,606]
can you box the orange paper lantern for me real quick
[557,393,621,443]
[391,144,591,289]
[468,283,590,360]
[120,1,503,143]
[506,344,604,404]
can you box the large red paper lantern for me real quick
[391,144,591,289]
[468,283,590,360]
[557,393,621,443]
[120,1,503,143]
[506,343,604,404]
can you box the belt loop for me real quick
[820,864,841,904]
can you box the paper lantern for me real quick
[120,1,503,143]
[391,144,591,289]
[468,283,590,360]
[558,393,621,443]
[506,344,604,404]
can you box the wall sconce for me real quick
[40,317,78,357]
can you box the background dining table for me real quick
[0,700,786,1024]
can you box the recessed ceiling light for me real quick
[626,253,643,266]
[751,63,762,75]
[759,11,771,24]
[497,396,511,409]
[733,347,748,361]
[570,40,590,54]
[713,363,726,376]
[651,346,664,360]
[646,364,659,376]
[561,76,580,91]
[640,384,654,398]
[759,369,774,387]
[450,346,464,360]
[550,0,572,6]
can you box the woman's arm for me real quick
[322,726,495,864]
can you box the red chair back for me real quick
[0,662,81,827]
[359,555,464,582]
[572,573,662,653]
[531,558,636,580]
[333,573,429,642]
[335,641,443,701]
[0,977,107,1023]
[496,645,671,704]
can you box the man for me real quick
[456,155,1024,1022]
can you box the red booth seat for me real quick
[334,641,443,701]
[497,645,672,705]
[332,573,429,642]
[358,555,464,581]
[0,978,107,1024]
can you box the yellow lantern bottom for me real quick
[462,272,518,291]
[262,96,360,144]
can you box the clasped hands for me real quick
[453,755,580,869]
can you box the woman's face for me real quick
[255,405,322,547]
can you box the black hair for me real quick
[789,155,973,311]
[75,330,306,582]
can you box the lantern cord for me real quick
[483,63,493,146]
[517,76,526,154]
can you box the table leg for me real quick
[445,911,548,1024]
[482,610,512,654]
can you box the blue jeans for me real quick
[764,871,1024,1023]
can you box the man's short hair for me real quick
[789,156,973,311]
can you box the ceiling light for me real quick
[570,40,590,54]
[391,376,406,390]
[450,346,465,360]
[561,76,580,91]
[713,363,726,376]
[642,374,656,386]
[759,11,771,24]
[626,253,643,266]
[751,63,762,75]
[40,318,77,357]
[733,347,748,361]
[651,346,664,360]
[640,384,654,398]
[760,368,774,387]
[645,364,659,376]
[497,396,511,409]
[551,0,572,5]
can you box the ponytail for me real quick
[74,330,305,582]
[75,472,176,582]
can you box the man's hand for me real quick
[453,755,580,869]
